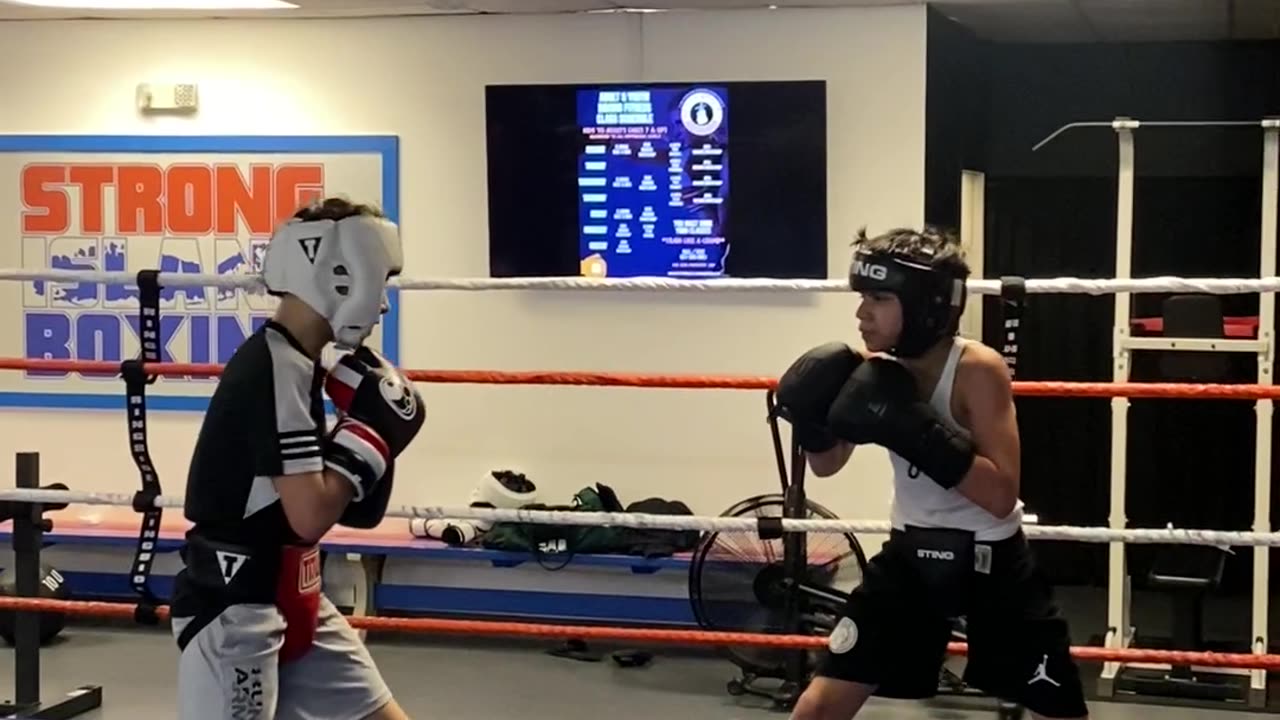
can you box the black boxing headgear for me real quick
[848,247,967,358]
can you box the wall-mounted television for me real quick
[485,80,828,280]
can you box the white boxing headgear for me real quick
[463,470,534,531]
[470,470,538,511]
[262,208,404,349]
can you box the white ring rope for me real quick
[0,487,1265,548]
[4,266,1269,546]
[8,267,1280,296]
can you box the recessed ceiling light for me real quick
[4,0,298,9]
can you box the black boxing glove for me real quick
[325,347,424,456]
[827,357,976,490]
[775,342,864,453]
[324,348,425,501]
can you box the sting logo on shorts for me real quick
[917,548,955,561]
[230,666,265,719]
[298,548,322,595]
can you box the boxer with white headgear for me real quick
[171,198,420,720]
[262,196,404,349]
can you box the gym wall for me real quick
[0,7,927,525]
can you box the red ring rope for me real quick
[0,356,1276,400]
[2,596,1275,670]
[1,357,1271,671]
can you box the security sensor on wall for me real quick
[137,83,199,115]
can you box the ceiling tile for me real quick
[0,0,1277,42]
[934,0,1097,43]
[1230,0,1280,39]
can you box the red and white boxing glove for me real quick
[324,418,391,502]
[323,347,425,501]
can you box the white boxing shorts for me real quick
[172,597,392,720]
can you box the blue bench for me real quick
[0,523,699,627]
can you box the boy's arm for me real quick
[953,347,1021,518]
[250,346,357,544]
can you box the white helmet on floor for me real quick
[262,198,404,349]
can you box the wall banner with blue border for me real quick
[0,134,401,411]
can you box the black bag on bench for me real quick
[481,484,632,569]
[619,498,700,557]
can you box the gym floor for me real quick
[1,621,1276,720]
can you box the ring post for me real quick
[1100,117,1139,698]
[13,452,41,707]
[0,452,102,719]
[1249,119,1280,707]
[1087,118,1279,707]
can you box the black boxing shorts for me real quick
[816,529,1088,718]
[890,525,979,617]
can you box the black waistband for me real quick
[889,527,1025,548]
[889,526,1029,575]
[172,536,276,652]
[173,534,319,652]
[179,534,281,603]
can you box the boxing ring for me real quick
[0,284,1278,718]
[0,116,1275,717]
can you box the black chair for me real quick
[1157,294,1230,382]
[1154,294,1230,670]
[1146,545,1229,680]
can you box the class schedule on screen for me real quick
[485,80,826,281]
[576,86,729,279]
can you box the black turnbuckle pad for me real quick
[120,358,147,387]
[999,276,1028,379]
[131,489,159,514]
[757,516,784,541]
[1000,276,1027,301]
[134,601,161,626]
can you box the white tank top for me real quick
[887,337,1023,541]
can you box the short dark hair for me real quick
[292,196,385,223]
[851,225,970,279]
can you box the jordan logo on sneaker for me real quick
[1028,654,1060,687]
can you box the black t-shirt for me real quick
[183,320,326,547]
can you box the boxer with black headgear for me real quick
[775,227,1089,720]
[170,197,423,720]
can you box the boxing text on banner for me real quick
[0,135,401,411]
